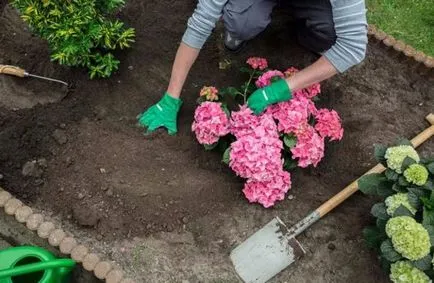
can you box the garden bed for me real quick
[0,1,433,282]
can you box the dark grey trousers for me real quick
[222,0,337,53]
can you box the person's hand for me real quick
[137,92,183,135]
[247,79,292,114]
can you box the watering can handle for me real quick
[0,259,75,279]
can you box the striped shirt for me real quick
[182,0,368,72]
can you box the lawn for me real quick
[367,0,434,57]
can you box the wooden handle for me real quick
[0,65,26,77]
[317,113,434,217]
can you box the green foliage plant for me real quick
[359,139,434,282]
[11,0,135,78]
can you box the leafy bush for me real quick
[11,0,135,78]
[359,140,434,282]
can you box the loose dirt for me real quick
[0,1,433,282]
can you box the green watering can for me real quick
[0,246,75,283]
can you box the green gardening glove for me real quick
[137,92,183,135]
[247,79,292,114]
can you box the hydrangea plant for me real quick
[390,261,431,283]
[191,58,344,208]
[360,142,434,281]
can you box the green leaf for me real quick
[283,134,297,149]
[426,163,434,174]
[408,187,428,197]
[422,224,434,246]
[221,104,230,117]
[392,183,407,193]
[222,87,241,98]
[380,256,391,273]
[401,157,417,172]
[397,138,413,146]
[424,269,434,280]
[283,158,298,171]
[358,173,387,195]
[363,226,386,249]
[374,144,388,166]
[385,169,399,182]
[371,203,390,220]
[423,207,434,226]
[196,96,206,104]
[393,205,414,217]
[423,180,434,191]
[204,143,218,151]
[422,196,434,211]
[376,218,387,230]
[412,254,433,271]
[239,66,252,73]
[222,147,230,165]
[407,191,422,209]
[398,175,410,187]
[378,185,396,198]
[380,239,402,262]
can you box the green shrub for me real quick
[359,139,434,281]
[11,0,135,78]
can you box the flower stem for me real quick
[242,71,255,104]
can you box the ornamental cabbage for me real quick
[385,216,430,261]
[390,261,430,283]
[385,145,420,173]
[385,193,417,216]
[404,164,429,186]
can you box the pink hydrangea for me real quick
[243,170,291,208]
[255,70,285,88]
[284,67,300,77]
[304,83,321,98]
[200,86,219,101]
[246,57,268,70]
[268,96,316,134]
[314,109,344,141]
[291,125,325,168]
[191,102,230,145]
[229,105,260,139]
[229,122,283,181]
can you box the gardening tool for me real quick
[0,246,76,283]
[0,64,68,86]
[230,113,434,283]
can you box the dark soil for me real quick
[0,1,433,282]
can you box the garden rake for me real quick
[231,113,434,283]
[0,64,68,86]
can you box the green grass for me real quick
[367,0,434,57]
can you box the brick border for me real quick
[0,187,135,283]
[368,24,434,75]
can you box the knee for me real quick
[307,20,337,50]
[223,0,274,40]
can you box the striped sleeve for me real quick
[182,0,228,49]
[324,0,368,73]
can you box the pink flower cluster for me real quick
[255,70,284,88]
[290,126,325,168]
[192,62,344,208]
[314,109,344,141]
[243,170,291,208]
[229,107,291,208]
[191,102,230,145]
[267,96,316,134]
[246,57,268,70]
[200,86,219,101]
